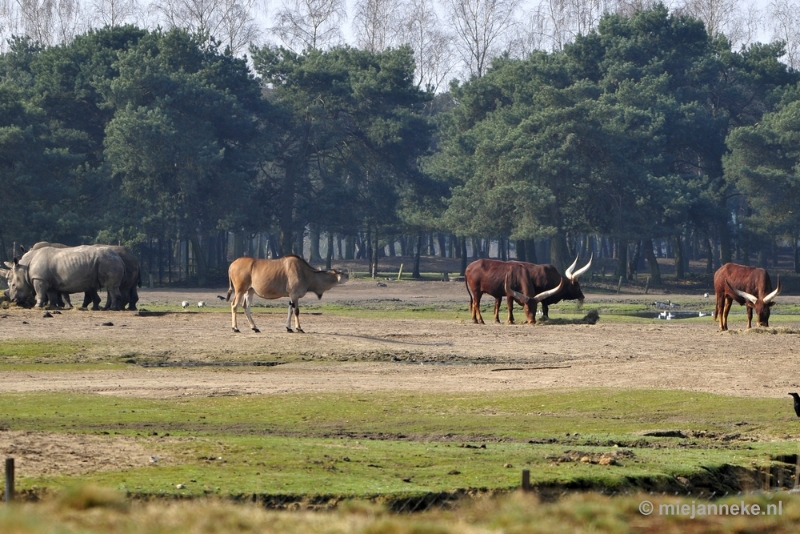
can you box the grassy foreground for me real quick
[2,485,800,533]
[1,388,800,499]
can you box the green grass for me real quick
[1,389,799,498]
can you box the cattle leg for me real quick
[243,289,260,332]
[505,296,515,324]
[746,306,753,329]
[721,297,733,331]
[472,292,485,324]
[493,297,502,323]
[542,303,550,320]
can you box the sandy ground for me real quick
[1,279,799,478]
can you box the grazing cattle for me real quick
[226,255,348,333]
[465,255,592,324]
[713,263,780,331]
[504,274,564,314]
[1,245,125,310]
[523,254,592,320]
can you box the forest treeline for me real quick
[1,5,800,285]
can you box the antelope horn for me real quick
[726,280,757,304]
[569,253,593,281]
[763,276,781,304]
[564,255,579,280]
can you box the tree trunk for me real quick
[515,239,526,262]
[706,237,714,273]
[643,238,661,286]
[309,223,323,263]
[412,232,422,278]
[190,235,208,286]
[371,228,379,278]
[718,215,732,264]
[326,233,334,270]
[550,232,570,272]
[616,238,627,278]
[794,235,799,273]
[674,234,685,279]
[437,233,447,257]
[460,238,467,275]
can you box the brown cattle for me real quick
[226,255,348,333]
[713,263,781,331]
[522,254,592,320]
[465,255,591,324]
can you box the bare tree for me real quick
[153,0,263,55]
[401,0,455,91]
[15,0,86,45]
[352,0,402,52]
[217,0,263,55]
[768,0,800,68]
[444,0,521,78]
[676,0,760,48]
[540,0,606,51]
[508,4,549,56]
[0,0,24,49]
[90,0,140,27]
[272,0,345,51]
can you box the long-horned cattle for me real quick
[226,255,348,333]
[522,254,592,321]
[465,254,591,324]
[713,262,780,331]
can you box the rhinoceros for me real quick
[27,242,141,310]
[1,245,125,310]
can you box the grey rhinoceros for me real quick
[26,242,141,310]
[1,245,125,310]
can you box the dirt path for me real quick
[1,281,799,400]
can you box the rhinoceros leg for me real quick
[84,291,101,310]
[126,287,139,310]
[107,286,123,311]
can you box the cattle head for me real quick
[562,253,593,301]
[336,269,349,284]
[0,258,35,305]
[726,277,781,327]
[505,275,564,304]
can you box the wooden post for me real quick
[521,469,531,491]
[397,263,404,281]
[5,458,14,503]
[644,276,650,295]
[149,273,154,289]
[616,276,623,294]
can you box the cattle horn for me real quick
[726,280,757,304]
[505,275,564,304]
[764,276,781,304]
[566,253,593,281]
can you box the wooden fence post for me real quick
[521,469,531,491]
[5,458,14,503]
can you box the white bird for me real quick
[658,310,667,319]
[197,301,206,308]
[703,292,709,298]
[666,312,674,320]
[698,312,709,317]
[181,301,190,309]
